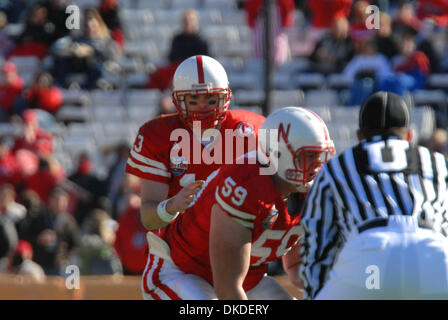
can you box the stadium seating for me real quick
[56,105,90,123]
[217,57,245,73]
[327,73,354,91]
[203,0,238,10]
[126,89,161,107]
[220,10,246,26]
[71,0,97,9]
[136,0,167,9]
[8,56,40,74]
[171,0,200,10]
[412,89,447,107]
[2,0,444,179]
[276,58,311,74]
[90,89,125,107]
[233,89,264,106]
[60,89,91,106]
[62,135,97,158]
[121,8,155,28]
[271,89,305,109]
[4,23,24,37]
[329,106,359,124]
[304,90,341,107]
[92,105,127,122]
[216,42,252,59]
[228,72,261,90]
[66,122,102,139]
[123,41,160,60]
[0,123,23,137]
[427,74,448,91]
[293,73,326,90]
[124,73,149,89]
[202,25,240,45]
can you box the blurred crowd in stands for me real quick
[0,0,448,280]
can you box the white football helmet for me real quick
[172,55,231,129]
[258,107,335,192]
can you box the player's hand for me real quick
[166,180,205,214]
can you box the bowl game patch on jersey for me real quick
[263,205,279,229]
[170,156,188,176]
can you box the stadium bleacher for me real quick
[0,1,445,196]
[22,0,438,177]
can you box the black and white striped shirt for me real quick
[299,135,448,299]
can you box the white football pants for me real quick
[141,253,295,300]
[141,231,295,300]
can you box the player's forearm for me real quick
[282,244,302,288]
[215,283,248,300]
[140,199,178,230]
[285,264,302,289]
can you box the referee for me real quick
[299,91,448,299]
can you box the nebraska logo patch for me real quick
[263,206,279,229]
[235,122,255,137]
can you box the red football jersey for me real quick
[161,161,302,291]
[125,110,265,198]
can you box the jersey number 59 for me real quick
[221,177,247,206]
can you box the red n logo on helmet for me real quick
[278,123,290,143]
[196,55,205,84]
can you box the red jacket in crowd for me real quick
[26,87,63,114]
[395,51,431,75]
[25,167,57,204]
[245,0,295,28]
[0,149,21,186]
[308,0,353,28]
[114,204,148,274]
[147,61,182,91]
[12,128,54,156]
[418,0,448,26]
[5,42,48,60]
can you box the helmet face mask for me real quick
[172,55,231,129]
[172,89,231,129]
[286,145,334,190]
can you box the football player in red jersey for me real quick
[125,55,265,233]
[141,107,335,299]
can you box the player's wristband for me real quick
[157,199,179,223]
